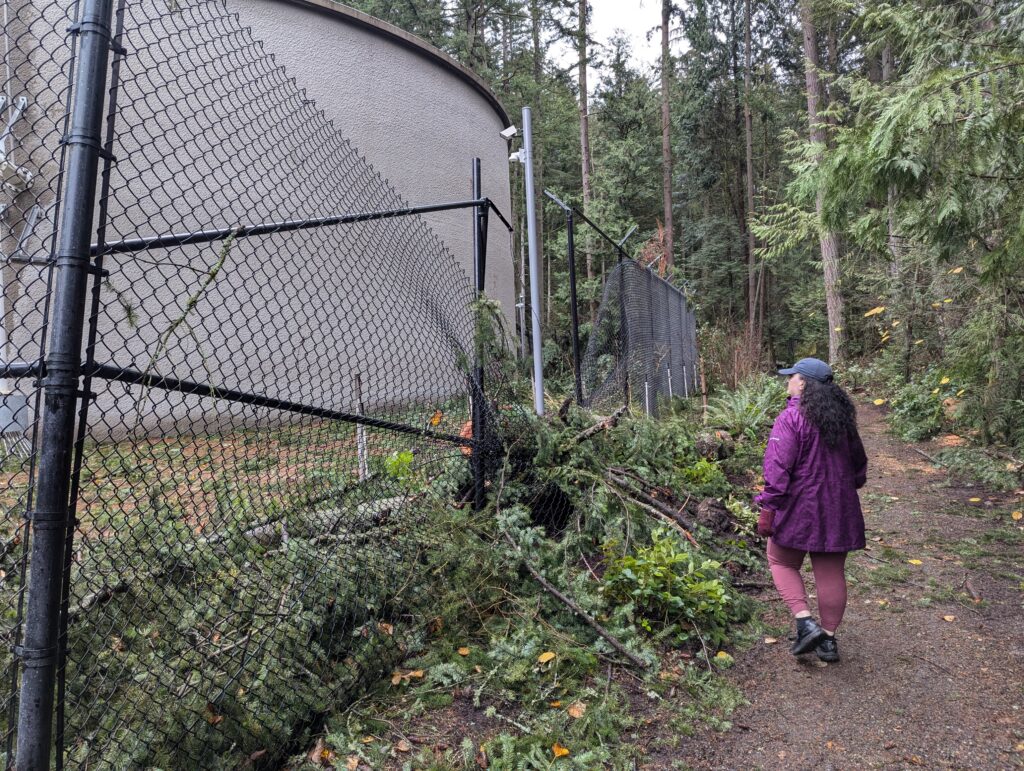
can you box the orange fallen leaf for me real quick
[552,742,570,758]
[567,701,587,719]
[406,670,424,679]
[873,398,886,406]
[864,306,885,317]
[345,756,359,771]
[458,646,471,656]
[378,622,394,636]
[549,700,562,707]
[429,409,444,426]
[942,615,956,622]
[763,637,778,644]
[1011,511,1022,521]
[395,738,412,753]
[537,651,556,664]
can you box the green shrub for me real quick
[602,528,736,649]
[680,458,731,498]
[888,374,946,441]
[706,375,786,440]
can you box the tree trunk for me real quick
[743,0,758,347]
[799,0,844,363]
[578,0,596,321]
[660,0,675,271]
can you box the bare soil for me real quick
[668,402,1024,770]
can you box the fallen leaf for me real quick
[458,646,471,656]
[968,497,982,503]
[390,672,402,686]
[360,736,375,744]
[763,637,778,644]
[873,398,886,406]
[940,376,950,385]
[943,298,953,303]
[395,739,412,753]
[942,615,956,622]
[307,737,336,765]
[567,701,587,719]
[931,302,942,308]
[204,702,224,726]
[864,306,885,317]
[552,742,570,758]
[948,266,963,274]
[907,559,923,565]
[956,389,966,396]
[537,651,556,664]
[378,622,394,636]
[1012,511,1023,521]
[914,339,924,345]
[931,388,939,394]
[892,320,901,327]
[345,757,359,771]
[406,669,424,679]
[549,700,562,707]
[429,409,444,426]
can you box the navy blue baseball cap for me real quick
[778,357,833,383]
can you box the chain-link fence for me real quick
[0,0,515,767]
[581,258,698,416]
[542,192,698,417]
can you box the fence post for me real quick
[565,210,583,404]
[617,261,630,407]
[521,107,544,416]
[15,0,115,766]
[471,158,486,511]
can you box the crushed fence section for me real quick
[0,0,512,767]
[581,259,698,416]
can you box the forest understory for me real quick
[283,397,1024,770]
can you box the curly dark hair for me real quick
[799,377,858,448]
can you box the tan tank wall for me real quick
[0,0,514,439]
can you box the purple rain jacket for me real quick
[754,397,868,553]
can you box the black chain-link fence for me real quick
[581,258,698,417]
[0,0,515,767]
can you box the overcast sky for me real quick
[550,0,665,83]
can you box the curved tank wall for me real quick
[230,0,515,311]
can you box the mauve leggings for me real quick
[767,539,849,632]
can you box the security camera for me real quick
[508,150,525,163]
[499,125,518,140]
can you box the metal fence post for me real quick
[521,107,544,416]
[471,158,486,511]
[15,0,115,766]
[565,211,583,405]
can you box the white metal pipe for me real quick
[522,106,544,415]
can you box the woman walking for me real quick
[755,358,867,662]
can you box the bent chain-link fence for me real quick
[0,0,513,767]
[581,258,698,417]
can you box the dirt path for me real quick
[679,403,1024,770]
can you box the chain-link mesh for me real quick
[0,0,81,756]
[581,258,697,416]
[0,0,516,766]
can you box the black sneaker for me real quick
[791,617,827,655]
[816,635,839,662]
